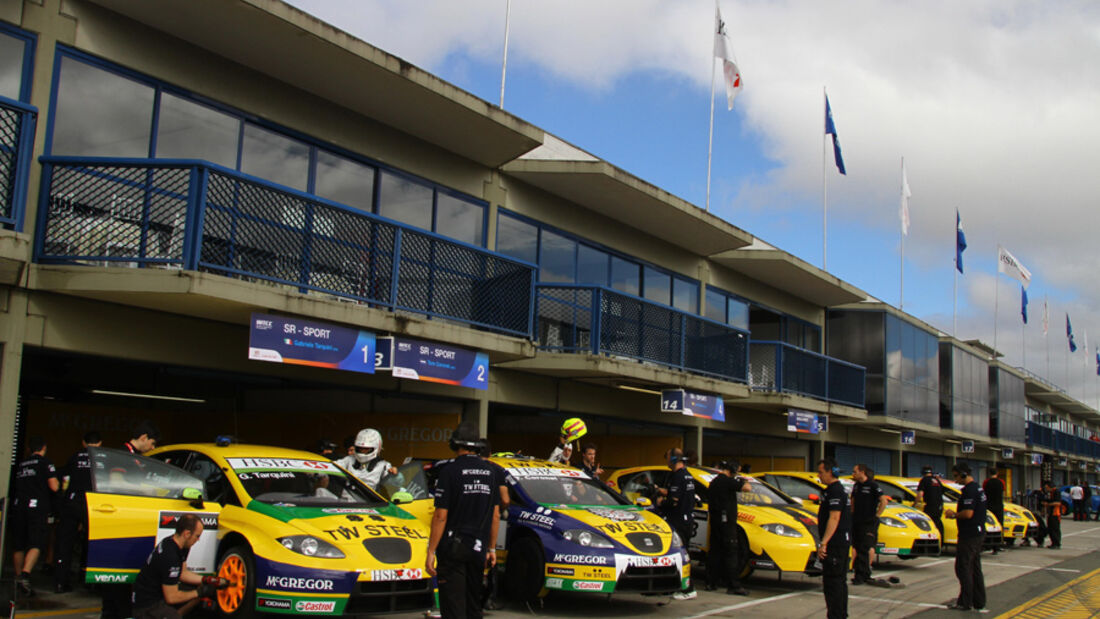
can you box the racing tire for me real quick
[217,545,257,619]
[1004,538,1016,547]
[735,527,753,580]
[505,536,546,604]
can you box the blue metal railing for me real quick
[34,157,536,337]
[0,95,37,231]
[749,340,866,408]
[1027,422,1055,449]
[535,284,750,383]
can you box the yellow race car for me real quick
[607,466,821,577]
[871,475,1004,550]
[377,456,689,600]
[754,472,941,559]
[941,481,1038,545]
[86,443,434,617]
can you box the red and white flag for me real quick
[714,4,742,110]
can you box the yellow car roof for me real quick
[489,454,585,472]
[755,471,820,482]
[149,443,330,461]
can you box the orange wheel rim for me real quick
[218,555,247,613]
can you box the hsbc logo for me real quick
[370,568,424,581]
[295,601,336,613]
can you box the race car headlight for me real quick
[760,523,803,538]
[879,516,907,528]
[278,535,345,558]
[671,530,684,549]
[562,529,614,548]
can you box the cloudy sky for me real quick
[285,0,1100,401]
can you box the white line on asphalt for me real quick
[982,561,1081,573]
[679,591,807,619]
[849,595,990,613]
[873,556,956,579]
[1062,526,1100,537]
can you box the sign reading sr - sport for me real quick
[248,313,376,375]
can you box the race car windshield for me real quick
[226,457,386,507]
[739,478,796,506]
[515,476,628,507]
[377,460,432,502]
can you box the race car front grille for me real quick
[624,532,663,553]
[362,538,412,564]
[909,539,941,555]
[615,565,681,593]
[347,579,433,614]
[912,518,932,531]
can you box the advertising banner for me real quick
[787,409,819,435]
[661,390,725,421]
[390,337,489,390]
[248,313,375,375]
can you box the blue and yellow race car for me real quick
[86,443,434,617]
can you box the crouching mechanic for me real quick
[131,514,228,619]
[336,429,398,490]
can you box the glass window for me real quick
[89,447,203,499]
[155,93,239,168]
[435,193,484,246]
[643,267,670,306]
[0,32,26,101]
[672,278,699,314]
[750,307,782,340]
[52,56,155,157]
[610,256,640,296]
[240,123,309,191]
[705,288,726,323]
[495,213,537,263]
[538,229,576,283]
[727,298,749,330]
[313,150,375,213]
[377,170,432,230]
[576,245,609,286]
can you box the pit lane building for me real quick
[0,0,1095,503]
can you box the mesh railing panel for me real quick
[38,160,535,337]
[828,359,866,407]
[39,163,191,265]
[0,104,23,223]
[684,316,747,382]
[749,343,778,390]
[781,345,827,399]
[535,287,593,351]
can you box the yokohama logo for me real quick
[257,598,292,610]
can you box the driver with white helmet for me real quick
[335,428,398,490]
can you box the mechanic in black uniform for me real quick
[982,468,1005,554]
[817,458,851,619]
[704,459,750,595]
[659,448,697,601]
[426,423,500,619]
[54,430,102,593]
[850,463,887,585]
[11,435,60,597]
[916,466,945,540]
[1042,479,1062,548]
[479,439,509,611]
[131,514,227,619]
[945,463,986,611]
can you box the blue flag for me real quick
[824,95,846,175]
[1068,314,1078,352]
[1021,287,1028,324]
[1095,351,1099,376]
[956,209,967,274]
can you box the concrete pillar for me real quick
[685,423,703,465]
[462,392,490,439]
[0,289,29,497]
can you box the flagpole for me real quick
[1045,295,1050,381]
[499,0,512,108]
[953,255,958,336]
[705,39,717,213]
[822,86,828,269]
[899,157,905,311]
[993,255,1000,358]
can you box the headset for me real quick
[448,434,484,452]
[668,450,686,467]
[832,464,841,477]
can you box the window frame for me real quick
[0,22,36,103]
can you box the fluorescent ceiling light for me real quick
[617,384,663,396]
[91,389,205,404]
[945,439,962,444]
[879,428,901,434]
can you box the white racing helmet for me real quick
[353,428,383,463]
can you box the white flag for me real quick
[900,160,911,235]
[997,246,1032,289]
[1042,297,1049,336]
[714,4,742,110]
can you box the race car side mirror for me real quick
[182,487,204,509]
[391,491,415,505]
[808,493,820,503]
[635,497,652,507]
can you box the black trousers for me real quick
[437,543,484,619]
[1073,499,1086,521]
[100,584,133,619]
[54,500,87,587]
[706,519,742,589]
[132,600,182,619]
[851,523,878,582]
[822,544,849,619]
[954,534,986,609]
[1047,514,1062,547]
[924,508,945,541]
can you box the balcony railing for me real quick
[535,284,749,383]
[749,340,866,408]
[34,157,536,337]
[1027,423,1100,459]
[0,96,37,231]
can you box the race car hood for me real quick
[540,505,674,555]
[737,503,819,541]
[246,500,429,561]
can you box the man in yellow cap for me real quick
[550,418,586,464]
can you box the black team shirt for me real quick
[982,477,1005,509]
[433,453,499,553]
[852,479,884,526]
[662,468,696,530]
[817,479,851,551]
[917,475,944,513]
[707,474,743,528]
[132,536,189,609]
[957,480,987,538]
[15,454,57,511]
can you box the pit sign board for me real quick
[961,440,975,454]
[389,337,489,390]
[787,409,819,435]
[248,313,375,375]
[660,390,725,421]
[901,431,916,446]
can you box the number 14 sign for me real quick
[661,389,725,421]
